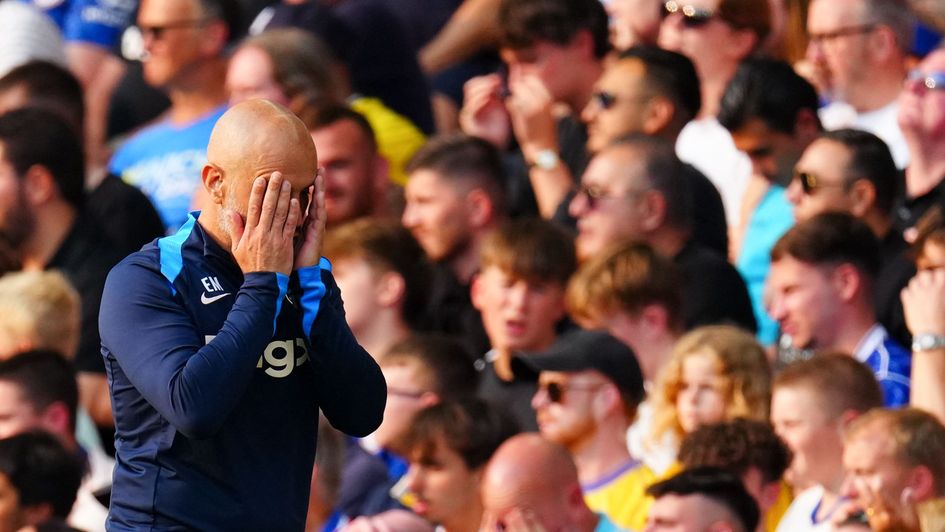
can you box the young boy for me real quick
[471,218,576,430]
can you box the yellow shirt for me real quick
[765,480,793,532]
[583,459,657,531]
[349,97,427,187]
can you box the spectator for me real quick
[911,205,945,271]
[0,271,79,361]
[788,128,913,347]
[605,0,662,50]
[570,135,756,332]
[771,355,883,531]
[399,399,518,530]
[460,0,610,218]
[659,0,770,229]
[515,329,652,530]
[767,212,911,405]
[808,0,912,168]
[647,325,771,475]
[839,408,945,532]
[109,0,240,232]
[567,242,684,383]
[0,431,84,532]
[581,46,727,256]
[901,268,945,425]
[323,219,431,360]
[644,467,760,532]
[896,47,945,236]
[0,108,121,431]
[0,351,111,531]
[718,58,822,345]
[305,106,392,225]
[0,61,165,258]
[225,29,426,189]
[480,433,625,531]
[678,419,792,532]
[472,218,575,431]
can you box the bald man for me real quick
[99,100,386,531]
[480,434,625,531]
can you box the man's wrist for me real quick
[912,332,945,352]
[527,148,560,171]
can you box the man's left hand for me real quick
[294,171,326,270]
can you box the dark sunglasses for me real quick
[138,18,208,40]
[539,381,602,403]
[795,171,846,194]
[662,0,715,28]
[907,69,945,91]
[592,90,618,110]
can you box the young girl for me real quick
[643,325,772,474]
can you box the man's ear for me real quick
[724,28,758,62]
[642,97,676,136]
[793,108,821,144]
[639,191,668,232]
[202,164,226,205]
[22,164,57,206]
[376,271,406,308]
[568,29,596,60]
[830,263,863,302]
[907,465,936,502]
[466,188,495,228]
[201,19,229,56]
[470,271,485,311]
[40,401,72,438]
[846,179,876,219]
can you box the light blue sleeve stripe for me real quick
[273,273,289,333]
[298,260,328,334]
[157,214,198,295]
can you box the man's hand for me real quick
[294,171,326,270]
[505,74,558,163]
[902,268,945,336]
[226,172,300,276]
[459,73,512,149]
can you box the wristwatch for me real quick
[912,333,945,352]
[528,149,560,170]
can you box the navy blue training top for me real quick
[100,213,386,531]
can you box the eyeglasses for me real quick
[387,386,426,400]
[539,380,604,403]
[906,69,945,91]
[662,1,716,28]
[576,183,648,210]
[808,24,877,45]
[794,171,846,194]
[138,18,208,40]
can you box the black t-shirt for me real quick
[476,357,537,432]
[674,240,757,333]
[875,228,915,347]
[86,174,165,258]
[47,211,125,373]
[417,264,490,356]
[682,163,728,258]
[893,172,945,236]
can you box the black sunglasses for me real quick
[592,90,618,110]
[795,171,846,194]
[539,381,602,403]
[138,18,208,40]
[662,0,716,28]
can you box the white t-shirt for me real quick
[626,400,678,476]
[676,117,752,228]
[819,99,910,169]
[775,485,838,532]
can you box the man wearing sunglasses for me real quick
[513,329,652,531]
[789,128,913,347]
[897,48,945,236]
[109,0,239,233]
[808,0,912,169]
[658,0,769,230]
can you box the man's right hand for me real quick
[226,172,300,276]
[459,73,512,149]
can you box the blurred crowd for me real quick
[3,0,945,529]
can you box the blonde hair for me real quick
[0,270,80,359]
[650,325,771,445]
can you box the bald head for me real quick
[481,434,593,529]
[201,99,319,247]
[208,99,317,177]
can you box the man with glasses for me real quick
[109,0,240,233]
[789,128,913,346]
[581,46,727,257]
[807,0,913,168]
[658,0,770,230]
[569,134,756,332]
[897,47,945,235]
[513,329,651,531]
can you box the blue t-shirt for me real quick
[594,513,628,532]
[99,213,386,530]
[28,0,135,48]
[736,185,794,346]
[110,106,226,232]
[854,324,912,407]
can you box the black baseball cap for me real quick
[513,329,645,406]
